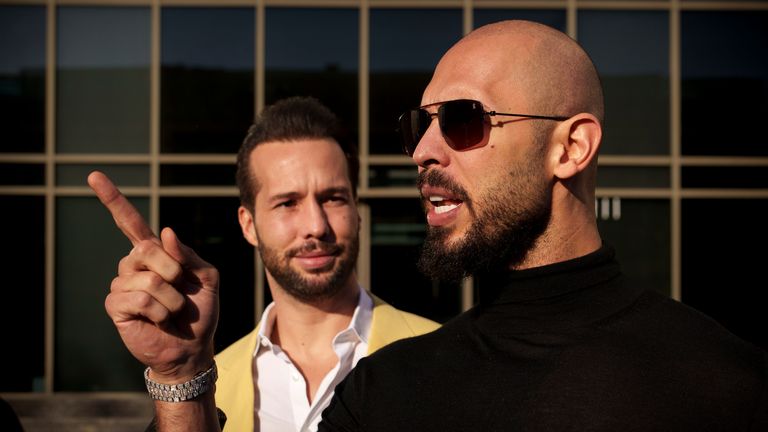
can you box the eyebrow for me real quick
[267,186,351,203]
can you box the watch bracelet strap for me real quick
[144,363,217,402]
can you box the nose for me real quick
[300,199,330,240]
[411,116,450,169]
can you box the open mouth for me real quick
[429,195,462,214]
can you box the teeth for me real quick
[435,203,458,214]
[429,196,445,202]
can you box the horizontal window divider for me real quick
[359,187,420,198]
[158,154,236,164]
[680,189,768,199]
[0,154,47,163]
[596,188,671,198]
[0,186,47,195]
[680,156,768,167]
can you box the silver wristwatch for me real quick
[144,363,218,402]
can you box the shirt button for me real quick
[292,373,300,381]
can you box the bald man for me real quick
[318,20,768,431]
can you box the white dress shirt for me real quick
[252,287,373,432]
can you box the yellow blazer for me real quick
[214,295,440,431]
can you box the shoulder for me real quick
[367,295,440,352]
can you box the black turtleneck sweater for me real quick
[320,246,768,431]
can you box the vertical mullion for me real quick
[567,0,577,39]
[44,0,56,394]
[254,0,265,325]
[359,0,370,193]
[150,0,160,234]
[670,0,682,301]
[461,0,473,311]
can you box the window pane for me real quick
[597,198,670,297]
[474,8,566,32]
[0,163,44,185]
[681,12,768,156]
[265,8,358,138]
[161,7,254,154]
[682,166,768,189]
[682,199,768,350]
[57,164,149,186]
[597,166,669,189]
[369,164,418,188]
[0,196,44,391]
[55,197,148,391]
[160,164,235,186]
[57,7,150,154]
[160,198,254,353]
[370,9,462,155]
[368,198,462,323]
[0,6,45,153]
[579,11,670,155]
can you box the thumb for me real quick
[159,227,206,269]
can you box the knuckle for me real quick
[133,240,155,256]
[133,291,154,309]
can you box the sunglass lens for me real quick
[439,100,485,150]
[399,108,431,156]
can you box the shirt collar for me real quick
[253,286,373,357]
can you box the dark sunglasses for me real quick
[397,99,569,156]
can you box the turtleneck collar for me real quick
[471,245,645,334]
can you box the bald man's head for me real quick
[443,20,604,124]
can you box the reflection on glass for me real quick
[368,198,461,323]
[56,164,149,186]
[55,197,148,391]
[369,165,418,188]
[160,198,254,353]
[161,7,254,153]
[474,9,566,32]
[597,198,670,296]
[579,11,669,155]
[0,196,44,391]
[0,6,45,153]
[57,7,150,154]
[682,199,768,350]
[370,9,462,154]
[265,8,358,138]
[681,12,768,156]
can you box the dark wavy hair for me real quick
[235,96,359,211]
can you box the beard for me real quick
[257,234,359,303]
[417,158,551,284]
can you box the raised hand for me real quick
[88,171,219,381]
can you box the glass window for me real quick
[55,197,149,391]
[0,6,46,153]
[160,197,254,353]
[681,11,768,156]
[579,11,670,155]
[57,7,150,154]
[265,8,358,139]
[161,7,255,154]
[0,163,45,185]
[597,198,671,297]
[368,198,462,323]
[474,8,566,32]
[0,196,45,391]
[57,164,149,186]
[369,8,462,155]
[597,166,669,189]
[682,166,768,189]
[160,164,236,186]
[682,199,768,350]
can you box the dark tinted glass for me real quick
[0,163,45,185]
[474,8,566,32]
[597,198,670,297]
[160,197,254,353]
[57,7,150,153]
[160,164,236,186]
[265,8,358,139]
[597,166,670,188]
[368,198,462,323]
[682,166,768,189]
[56,197,149,391]
[681,12,768,156]
[579,11,670,155]
[370,9,462,154]
[57,164,149,186]
[0,6,45,153]
[161,7,255,153]
[0,196,45,391]
[682,199,768,350]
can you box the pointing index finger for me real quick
[87,170,157,246]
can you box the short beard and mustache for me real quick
[257,235,359,303]
[417,161,551,284]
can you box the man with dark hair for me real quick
[88,96,438,431]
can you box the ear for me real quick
[550,113,602,180]
[238,206,259,247]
